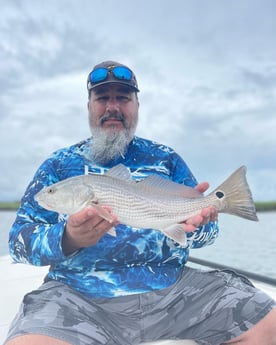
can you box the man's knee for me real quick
[224,308,276,344]
[5,334,71,345]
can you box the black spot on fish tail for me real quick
[216,191,224,199]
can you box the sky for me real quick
[1,0,276,201]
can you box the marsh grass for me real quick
[0,201,20,210]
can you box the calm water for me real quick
[1,211,16,256]
[1,211,276,279]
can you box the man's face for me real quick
[87,84,139,164]
[88,84,139,134]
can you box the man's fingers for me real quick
[201,206,218,222]
[185,214,202,226]
[69,206,117,228]
[182,206,218,233]
[68,207,98,227]
[195,182,209,194]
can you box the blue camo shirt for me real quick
[9,136,219,298]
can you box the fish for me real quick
[34,164,258,247]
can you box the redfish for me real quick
[35,165,258,246]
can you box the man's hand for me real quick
[62,206,118,255]
[182,181,218,232]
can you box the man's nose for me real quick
[106,98,120,112]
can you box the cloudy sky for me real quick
[1,0,276,202]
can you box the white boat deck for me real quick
[1,255,275,345]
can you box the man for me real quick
[5,61,276,345]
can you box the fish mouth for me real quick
[34,194,53,210]
[34,194,40,203]
[38,201,55,211]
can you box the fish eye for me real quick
[47,186,56,194]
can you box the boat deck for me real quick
[1,255,275,345]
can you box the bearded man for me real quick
[6,61,276,345]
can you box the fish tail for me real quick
[212,166,258,221]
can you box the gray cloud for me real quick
[1,0,276,201]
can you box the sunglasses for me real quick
[89,66,133,84]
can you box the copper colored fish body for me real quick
[35,165,258,246]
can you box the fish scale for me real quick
[35,164,258,247]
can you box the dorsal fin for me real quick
[138,175,203,198]
[106,164,133,181]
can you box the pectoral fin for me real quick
[107,227,117,237]
[89,204,117,237]
[89,203,114,223]
[162,224,187,247]
[88,203,117,237]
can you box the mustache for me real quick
[100,113,125,126]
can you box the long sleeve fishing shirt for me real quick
[9,136,219,298]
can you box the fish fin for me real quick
[89,204,117,236]
[89,204,114,223]
[211,166,259,221]
[139,175,202,198]
[106,164,133,181]
[107,227,117,237]
[161,224,188,247]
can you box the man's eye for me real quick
[97,96,108,101]
[117,96,129,101]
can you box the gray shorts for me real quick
[5,266,276,345]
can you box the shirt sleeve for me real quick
[9,157,68,266]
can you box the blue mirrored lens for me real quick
[113,66,132,80]
[90,68,108,83]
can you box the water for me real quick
[1,211,276,279]
[191,212,276,279]
[0,211,16,256]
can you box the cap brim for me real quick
[88,80,139,92]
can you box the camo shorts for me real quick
[5,266,276,345]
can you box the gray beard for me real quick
[89,127,135,165]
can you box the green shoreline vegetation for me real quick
[1,201,276,212]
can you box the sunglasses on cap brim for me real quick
[89,66,132,85]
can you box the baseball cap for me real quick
[87,60,139,92]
